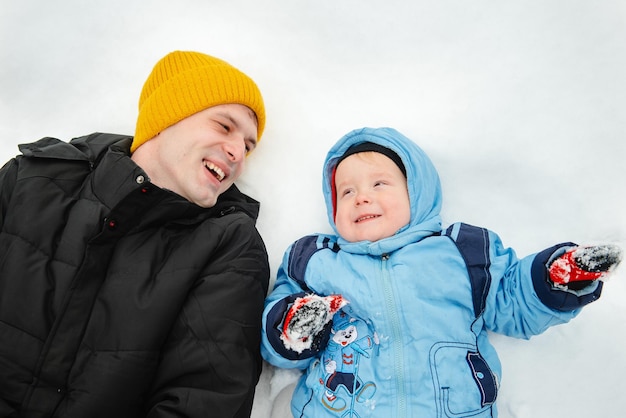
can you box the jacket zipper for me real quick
[381,253,407,417]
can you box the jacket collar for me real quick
[19,133,261,222]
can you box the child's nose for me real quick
[355,192,371,205]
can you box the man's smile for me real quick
[204,161,226,182]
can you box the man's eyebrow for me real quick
[216,112,240,128]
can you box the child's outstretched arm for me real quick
[481,232,622,338]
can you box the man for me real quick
[0,51,269,417]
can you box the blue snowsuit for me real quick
[261,127,602,417]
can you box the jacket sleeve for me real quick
[261,238,324,370]
[481,230,602,339]
[146,215,269,418]
[0,158,18,229]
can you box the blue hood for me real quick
[323,127,443,255]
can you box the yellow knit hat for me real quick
[132,51,265,153]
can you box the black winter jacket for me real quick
[0,133,270,417]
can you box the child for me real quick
[261,127,622,417]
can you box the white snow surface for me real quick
[1,1,625,417]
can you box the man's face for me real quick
[133,103,258,208]
[334,152,410,243]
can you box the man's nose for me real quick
[224,138,245,162]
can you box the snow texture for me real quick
[573,245,623,273]
[1,1,625,417]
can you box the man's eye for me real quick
[245,140,257,153]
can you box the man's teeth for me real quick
[205,162,225,181]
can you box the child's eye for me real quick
[220,123,231,132]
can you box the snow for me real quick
[574,245,623,272]
[1,1,625,417]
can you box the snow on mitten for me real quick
[280,294,348,353]
[549,244,623,287]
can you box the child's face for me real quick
[334,152,410,243]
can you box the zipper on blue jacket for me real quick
[380,253,407,417]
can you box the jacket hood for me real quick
[322,127,442,255]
